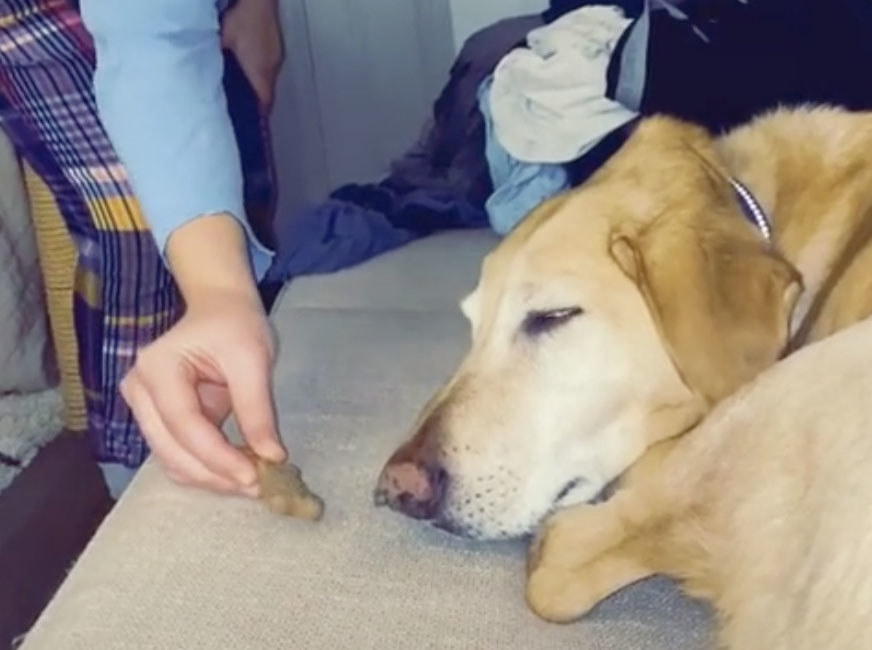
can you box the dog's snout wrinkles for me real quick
[374,461,448,520]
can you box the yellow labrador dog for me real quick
[375,106,872,541]
[526,314,872,649]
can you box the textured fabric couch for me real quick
[21,231,713,649]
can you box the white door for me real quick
[270,0,456,217]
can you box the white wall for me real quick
[449,0,548,51]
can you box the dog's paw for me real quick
[527,504,602,576]
[525,564,595,624]
[526,497,652,623]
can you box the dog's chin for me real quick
[430,514,535,541]
[431,517,480,539]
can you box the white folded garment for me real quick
[489,5,637,164]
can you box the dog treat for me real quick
[241,447,324,521]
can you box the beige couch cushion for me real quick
[21,232,712,649]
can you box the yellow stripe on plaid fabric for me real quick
[105,310,178,328]
[82,162,148,232]
[0,0,65,28]
[88,194,148,231]
[23,162,88,433]
[72,265,100,309]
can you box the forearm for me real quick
[166,214,264,310]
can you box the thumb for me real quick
[225,346,286,463]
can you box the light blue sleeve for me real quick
[80,0,273,280]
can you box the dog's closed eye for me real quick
[522,307,584,337]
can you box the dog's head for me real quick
[375,117,801,539]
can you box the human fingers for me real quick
[197,380,233,425]
[136,353,257,487]
[122,372,254,496]
[223,345,286,464]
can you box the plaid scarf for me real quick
[0,0,276,466]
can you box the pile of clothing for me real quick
[266,0,872,287]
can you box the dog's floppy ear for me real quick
[610,211,801,406]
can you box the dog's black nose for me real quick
[374,461,449,521]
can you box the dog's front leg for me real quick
[525,437,682,622]
[527,535,654,623]
[525,482,666,623]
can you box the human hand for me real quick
[221,0,284,112]
[122,214,286,495]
